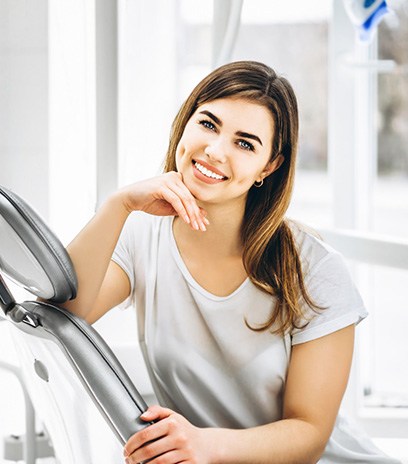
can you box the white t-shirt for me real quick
[112,213,401,463]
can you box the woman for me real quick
[62,61,401,463]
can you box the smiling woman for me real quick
[174,98,281,206]
[55,61,401,464]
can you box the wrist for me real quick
[202,428,237,464]
[104,190,133,219]
[114,182,147,215]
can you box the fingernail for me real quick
[203,217,210,225]
[141,409,152,419]
[193,221,199,230]
[199,222,207,232]
[184,214,190,224]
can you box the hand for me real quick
[123,405,213,464]
[119,172,208,231]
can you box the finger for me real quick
[158,187,193,227]
[124,411,175,456]
[162,186,205,231]
[199,207,210,226]
[141,405,173,422]
[143,449,187,464]
[127,435,182,464]
[170,172,208,228]
[168,182,208,231]
[126,449,186,464]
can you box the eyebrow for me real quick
[198,110,263,147]
[236,131,263,147]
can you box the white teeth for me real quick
[194,162,225,180]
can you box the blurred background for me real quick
[0,0,407,462]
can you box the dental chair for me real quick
[0,185,150,463]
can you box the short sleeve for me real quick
[291,251,368,345]
[111,214,137,309]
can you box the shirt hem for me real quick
[291,308,368,345]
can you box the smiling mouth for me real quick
[192,160,228,180]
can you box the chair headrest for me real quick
[0,186,77,303]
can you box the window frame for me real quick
[328,0,408,437]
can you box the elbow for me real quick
[309,431,330,464]
[298,442,326,464]
[297,421,330,464]
[309,443,327,464]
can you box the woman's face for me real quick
[175,97,282,210]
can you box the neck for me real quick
[174,201,245,257]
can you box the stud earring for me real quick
[253,179,264,188]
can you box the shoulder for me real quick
[287,220,368,343]
[287,219,342,278]
[113,214,172,283]
[115,213,170,260]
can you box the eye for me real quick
[198,119,216,131]
[237,139,255,152]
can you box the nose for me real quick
[204,137,228,163]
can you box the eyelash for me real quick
[237,139,255,152]
[199,119,216,131]
[198,119,255,152]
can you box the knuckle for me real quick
[175,432,188,447]
[157,185,167,195]
[167,417,178,432]
[168,171,180,182]
[143,445,156,460]
[139,428,150,443]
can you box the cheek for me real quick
[175,142,186,171]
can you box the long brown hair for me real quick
[164,61,319,335]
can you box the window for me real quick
[376,1,408,239]
[320,0,408,449]
[358,1,408,414]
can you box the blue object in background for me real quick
[343,0,390,42]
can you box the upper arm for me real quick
[85,260,131,324]
[283,324,355,444]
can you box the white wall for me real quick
[0,0,49,218]
[0,1,49,455]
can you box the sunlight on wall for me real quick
[48,0,97,244]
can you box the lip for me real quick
[192,159,228,179]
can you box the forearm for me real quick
[57,173,207,320]
[206,418,325,464]
[61,191,130,319]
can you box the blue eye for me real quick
[237,139,255,152]
[199,119,216,131]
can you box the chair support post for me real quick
[0,360,37,464]
[0,274,16,315]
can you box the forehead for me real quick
[194,97,274,138]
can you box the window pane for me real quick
[358,263,408,408]
[375,2,408,239]
[355,2,408,410]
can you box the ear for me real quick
[257,154,284,182]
